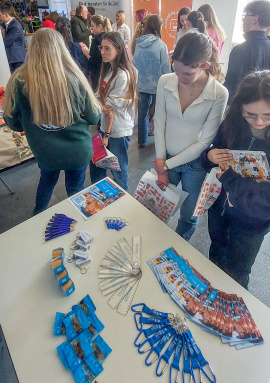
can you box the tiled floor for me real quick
[1,126,269,310]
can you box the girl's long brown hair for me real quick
[198,4,225,43]
[4,28,101,126]
[172,32,223,83]
[98,32,138,113]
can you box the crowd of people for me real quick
[1,1,270,289]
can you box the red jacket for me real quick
[41,19,56,29]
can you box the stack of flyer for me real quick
[147,247,264,349]
[92,132,121,171]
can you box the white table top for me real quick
[0,190,270,383]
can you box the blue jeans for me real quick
[33,165,88,215]
[138,92,156,145]
[90,134,130,191]
[167,157,206,241]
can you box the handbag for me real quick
[193,167,222,216]
[133,170,182,223]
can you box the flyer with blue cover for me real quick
[69,178,126,219]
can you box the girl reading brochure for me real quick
[90,32,138,191]
[201,70,270,288]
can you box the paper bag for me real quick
[92,132,121,171]
[193,167,222,216]
[133,171,182,223]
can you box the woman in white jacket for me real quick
[90,32,138,190]
[154,32,228,241]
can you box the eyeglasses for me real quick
[242,109,270,122]
[242,13,255,20]
[98,45,112,52]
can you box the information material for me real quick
[193,168,222,216]
[229,150,270,182]
[99,237,142,316]
[147,247,264,349]
[69,178,126,219]
[133,171,182,223]
[92,133,121,171]
[55,294,112,383]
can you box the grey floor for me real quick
[0,126,270,311]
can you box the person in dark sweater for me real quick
[224,1,270,105]
[201,70,270,289]
[81,14,112,91]
[71,5,91,48]
[4,28,101,215]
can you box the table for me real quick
[0,187,270,383]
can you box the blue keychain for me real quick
[156,334,179,376]
[145,326,176,366]
[170,336,183,383]
[132,303,174,319]
[138,326,171,354]
[134,323,168,347]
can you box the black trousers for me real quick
[208,206,264,289]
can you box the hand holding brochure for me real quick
[229,150,270,182]
[92,133,121,172]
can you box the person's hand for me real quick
[156,172,169,190]
[103,105,114,117]
[80,43,90,59]
[207,148,232,166]
[216,163,229,179]
[102,135,109,147]
[153,158,166,175]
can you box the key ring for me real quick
[67,255,74,263]
[79,265,89,274]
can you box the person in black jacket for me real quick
[201,70,270,289]
[0,2,25,73]
[224,1,270,105]
[81,14,112,91]
[71,5,91,48]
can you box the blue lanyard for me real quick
[132,303,172,318]
[138,326,171,354]
[134,312,170,331]
[170,336,183,383]
[134,323,168,347]
[145,327,175,366]
[185,330,216,383]
[156,334,179,376]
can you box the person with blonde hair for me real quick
[112,10,130,49]
[81,14,112,90]
[4,28,101,215]
[198,4,225,55]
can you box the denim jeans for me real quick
[33,165,88,215]
[208,204,264,289]
[138,92,156,145]
[167,157,206,241]
[90,133,130,191]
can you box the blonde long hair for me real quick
[4,28,101,126]
[90,15,112,33]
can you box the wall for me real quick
[192,0,239,75]
[0,33,11,88]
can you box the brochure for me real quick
[69,178,126,219]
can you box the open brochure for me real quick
[92,133,121,172]
[229,150,270,182]
[69,177,126,219]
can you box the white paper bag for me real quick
[133,171,182,223]
[193,167,222,216]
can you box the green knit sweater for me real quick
[4,82,100,170]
